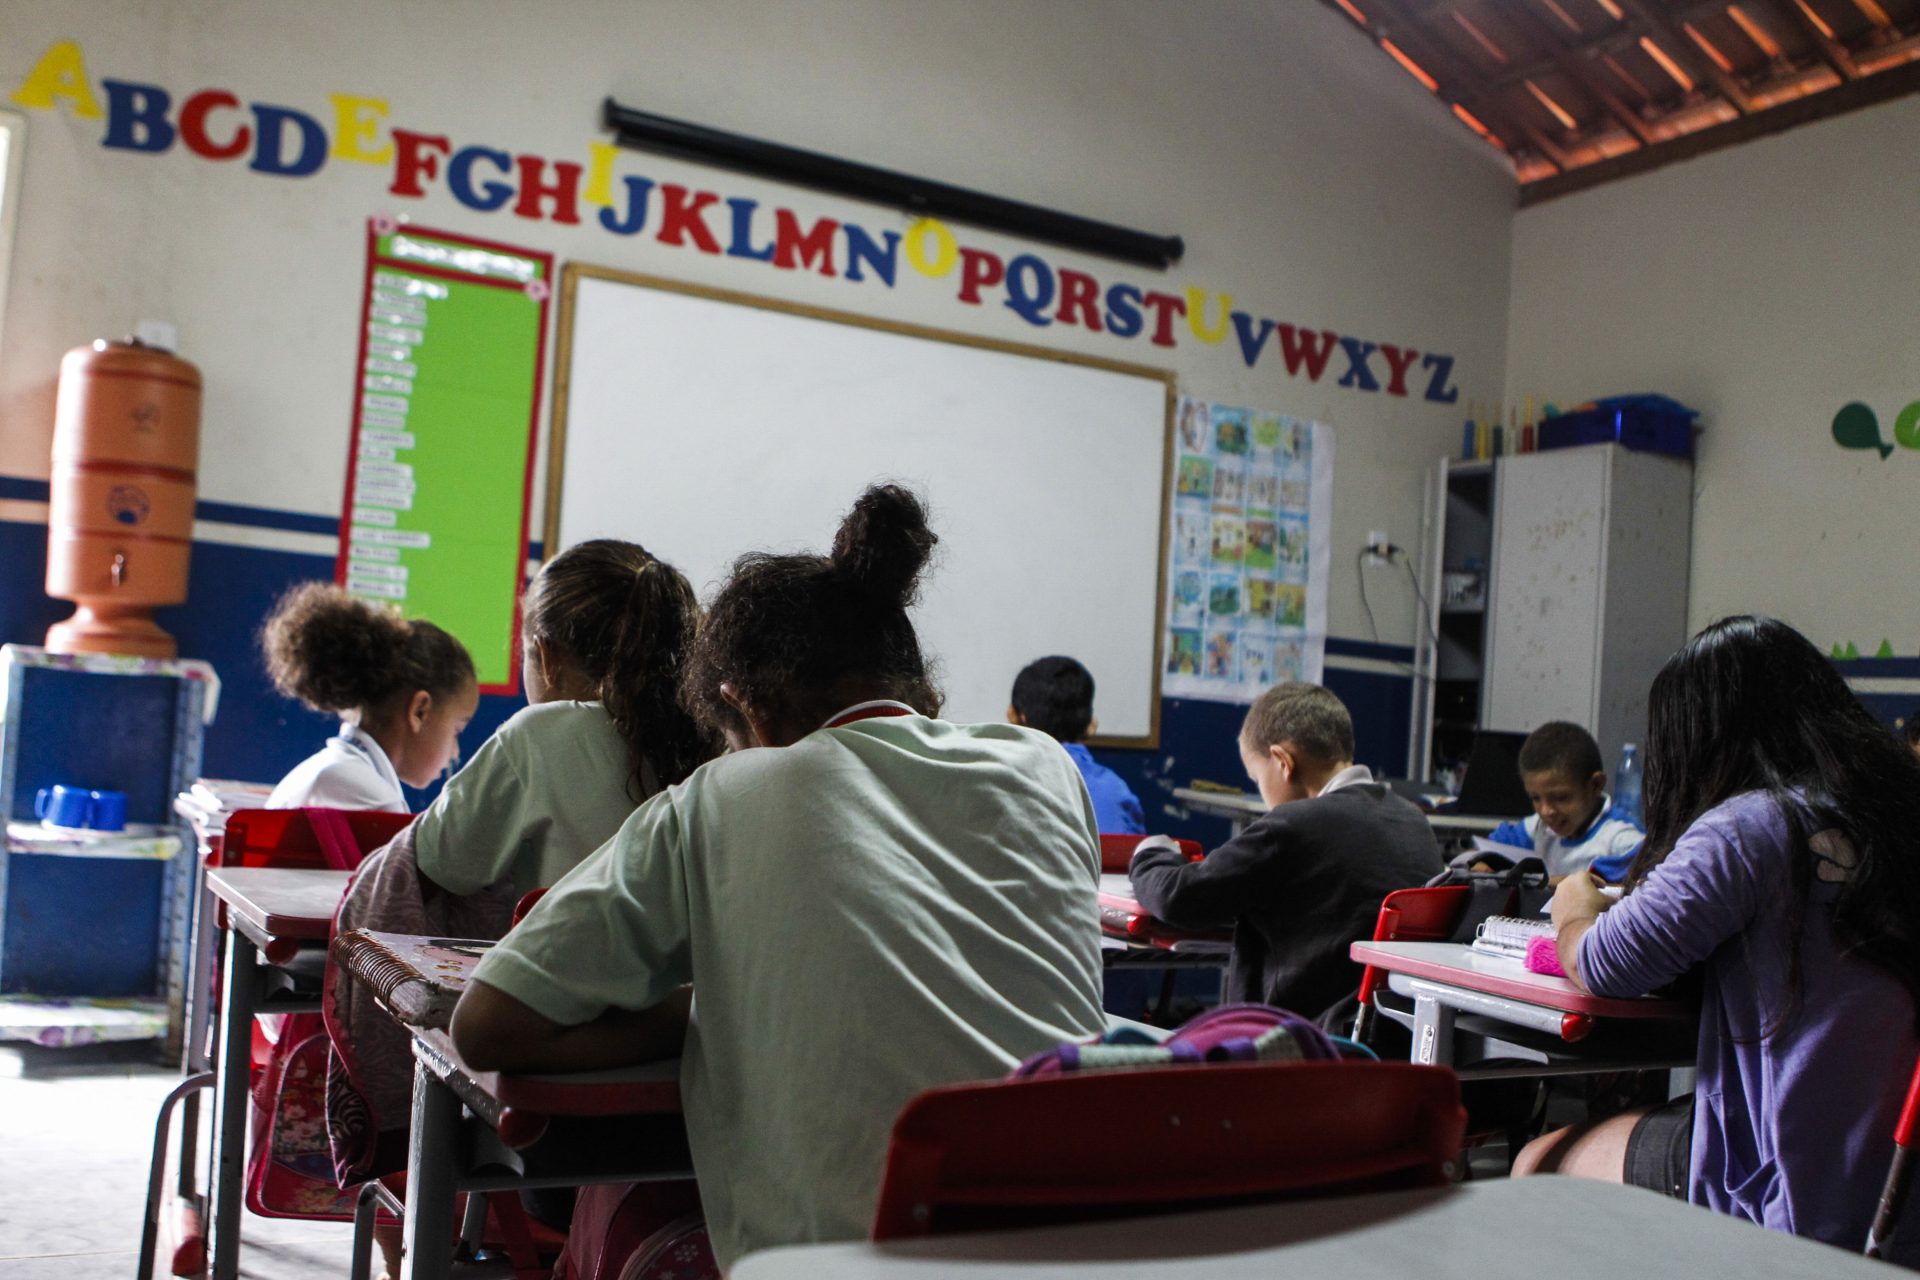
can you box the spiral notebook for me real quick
[1470,915,1555,960]
[330,929,495,1028]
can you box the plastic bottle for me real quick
[1614,743,1643,825]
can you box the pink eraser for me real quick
[1525,933,1566,977]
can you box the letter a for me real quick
[11,41,102,118]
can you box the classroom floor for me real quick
[0,1043,351,1280]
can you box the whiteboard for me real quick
[548,265,1174,744]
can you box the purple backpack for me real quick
[1012,1004,1351,1078]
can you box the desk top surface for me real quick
[205,866,351,940]
[1172,787,1507,833]
[732,1177,1872,1279]
[1171,787,1268,815]
[411,1024,682,1122]
[1350,940,1689,1020]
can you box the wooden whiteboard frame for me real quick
[545,261,1177,748]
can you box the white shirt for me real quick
[413,700,652,898]
[1317,763,1375,797]
[475,712,1108,1268]
[267,721,408,812]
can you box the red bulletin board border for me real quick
[334,216,555,697]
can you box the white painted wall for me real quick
[1506,97,1920,652]
[0,0,1514,646]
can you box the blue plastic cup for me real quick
[88,789,127,831]
[35,784,92,827]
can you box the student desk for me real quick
[392,1025,691,1280]
[203,866,352,1280]
[1172,786,1505,839]
[730,1176,1880,1278]
[1349,940,1693,1076]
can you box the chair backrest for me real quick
[1355,885,1471,1015]
[511,887,548,928]
[1866,1050,1920,1256]
[871,1060,1465,1240]
[1097,833,1204,874]
[220,807,412,872]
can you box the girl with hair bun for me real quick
[409,538,721,897]
[262,582,478,810]
[451,485,1108,1269]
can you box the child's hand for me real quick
[1550,871,1613,931]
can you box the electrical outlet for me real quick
[1364,528,1391,567]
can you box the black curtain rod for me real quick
[602,98,1183,270]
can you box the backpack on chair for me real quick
[1013,1003,1358,1078]
[1426,856,1554,941]
[549,1181,716,1280]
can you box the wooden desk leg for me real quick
[1412,991,1456,1067]
[401,1060,461,1280]
[206,928,261,1280]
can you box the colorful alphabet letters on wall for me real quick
[12,39,1464,404]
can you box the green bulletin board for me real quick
[336,218,552,693]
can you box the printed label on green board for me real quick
[337,223,552,692]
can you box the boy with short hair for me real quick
[1010,655,1146,835]
[1129,681,1442,1020]
[1487,721,1643,880]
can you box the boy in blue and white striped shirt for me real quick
[1486,721,1642,881]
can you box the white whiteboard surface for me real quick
[550,267,1174,744]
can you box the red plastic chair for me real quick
[870,1060,1465,1239]
[1867,1053,1920,1257]
[511,887,548,927]
[1097,833,1203,874]
[1351,885,1470,1042]
[220,807,414,871]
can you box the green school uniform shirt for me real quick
[472,711,1108,1268]
[413,700,650,898]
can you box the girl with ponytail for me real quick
[452,485,1108,1270]
[263,583,478,811]
[410,539,721,897]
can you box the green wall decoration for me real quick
[1832,400,1920,460]
[335,219,553,693]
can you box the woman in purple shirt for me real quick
[1517,616,1920,1265]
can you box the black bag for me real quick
[1426,856,1554,943]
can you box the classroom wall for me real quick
[0,1,1514,823]
[1504,96,1920,662]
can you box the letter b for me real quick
[100,79,175,153]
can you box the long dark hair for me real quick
[1630,615,1920,1028]
[523,540,720,795]
[682,484,943,743]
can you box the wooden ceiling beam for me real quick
[1521,51,1920,204]
[1488,33,1644,92]
[1357,0,1574,167]
[1501,0,1660,143]
[1770,0,1864,79]
[1482,0,1784,91]
[1613,0,1759,111]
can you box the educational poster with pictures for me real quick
[1163,395,1332,702]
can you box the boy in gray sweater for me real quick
[1130,682,1442,1020]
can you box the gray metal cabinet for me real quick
[1413,444,1692,782]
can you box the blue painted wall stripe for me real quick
[194,500,340,537]
[1325,635,1414,664]
[2,477,545,560]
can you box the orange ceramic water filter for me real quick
[45,339,202,657]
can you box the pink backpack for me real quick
[550,1181,717,1280]
[1012,1004,1351,1078]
